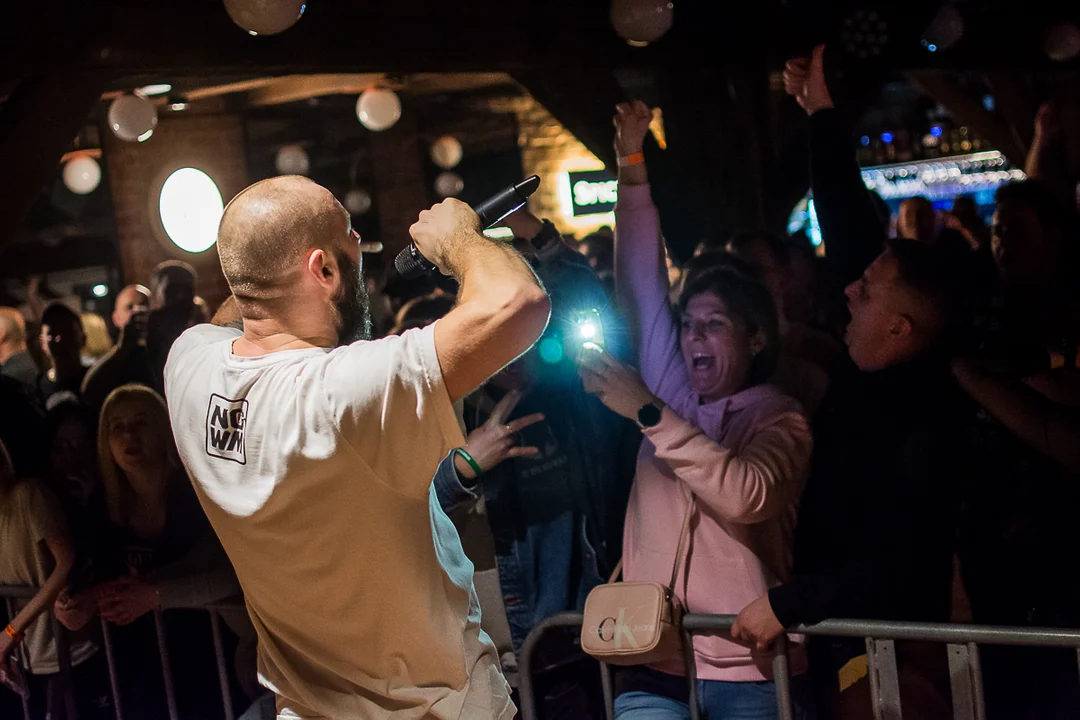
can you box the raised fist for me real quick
[613,100,653,157]
[783,45,834,116]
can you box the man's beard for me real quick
[333,250,373,346]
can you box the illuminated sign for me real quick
[568,170,618,217]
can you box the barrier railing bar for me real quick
[969,642,986,720]
[773,634,794,720]
[51,614,78,720]
[518,612,583,720]
[99,617,124,720]
[947,643,975,720]
[0,586,36,599]
[681,628,700,720]
[681,615,1080,648]
[5,597,33,720]
[210,610,236,720]
[868,638,902,720]
[598,661,614,720]
[152,610,180,720]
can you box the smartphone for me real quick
[571,308,605,355]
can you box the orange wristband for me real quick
[4,624,23,643]
[618,152,645,168]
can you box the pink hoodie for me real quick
[616,183,813,682]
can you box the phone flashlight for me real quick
[572,309,605,351]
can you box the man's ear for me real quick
[890,314,914,340]
[306,248,336,291]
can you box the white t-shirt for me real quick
[164,324,514,720]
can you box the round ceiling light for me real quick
[139,84,173,96]
[158,168,224,253]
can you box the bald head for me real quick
[0,308,26,357]
[218,176,350,316]
[113,284,150,329]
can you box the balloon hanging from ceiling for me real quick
[344,188,373,215]
[223,0,307,35]
[356,88,402,132]
[275,145,310,176]
[63,156,102,195]
[108,94,158,142]
[610,0,673,46]
[1045,22,1080,62]
[921,4,964,53]
[430,136,463,170]
[434,172,464,198]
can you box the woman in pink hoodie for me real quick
[579,101,814,719]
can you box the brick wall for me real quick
[494,95,614,239]
[103,112,249,310]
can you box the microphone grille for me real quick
[394,245,432,279]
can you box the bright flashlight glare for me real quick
[577,322,597,339]
[92,284,108,298]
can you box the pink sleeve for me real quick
[643,406,813,524]
[614,183,695,416]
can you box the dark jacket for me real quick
[768,353,970,669]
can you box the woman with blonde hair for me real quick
[79,313,113,365]
[55,384,243,719]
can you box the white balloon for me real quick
[434,172,464,198]
[921,5,964,52]
[344,188,373,215]
[223,0,306,35]
[430,136,463,170]
[610,0,673,46]
[275,145,310,176]
[1045,23,1080,62]
[63,156,101,195]
[108,94,158,143]
[356,88,402,132]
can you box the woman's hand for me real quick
[456,390,545,481]
[54,591,96,632]
[613,100,653,157]
[97,577,161,626]
[579,345,658,420]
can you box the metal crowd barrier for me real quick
[1,586,244,720]
[519,611,1080,720]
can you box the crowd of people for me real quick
[2,43,1080,720]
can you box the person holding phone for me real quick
[81,289,154,409]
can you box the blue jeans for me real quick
[615,677,814,720]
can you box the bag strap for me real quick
[606,485,696,590]
[667,487,695,594]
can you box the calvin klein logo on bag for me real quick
[597,608,655,649]
[205,394,248,464]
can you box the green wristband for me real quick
[453,448,483,478]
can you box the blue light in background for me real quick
[928,43,938,52]
[538,337,564,365]
[982,94,996,112]
[861,136,871,147]
[930,126,943,137]
[881,132,894,144]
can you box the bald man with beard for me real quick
[164,176,549,720]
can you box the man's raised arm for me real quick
[413,199,551,401]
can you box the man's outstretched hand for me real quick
[783,44,834,116]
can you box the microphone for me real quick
[394,175,541,279]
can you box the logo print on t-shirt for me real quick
[205,394,248,464]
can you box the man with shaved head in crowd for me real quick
[164,175,550,720]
